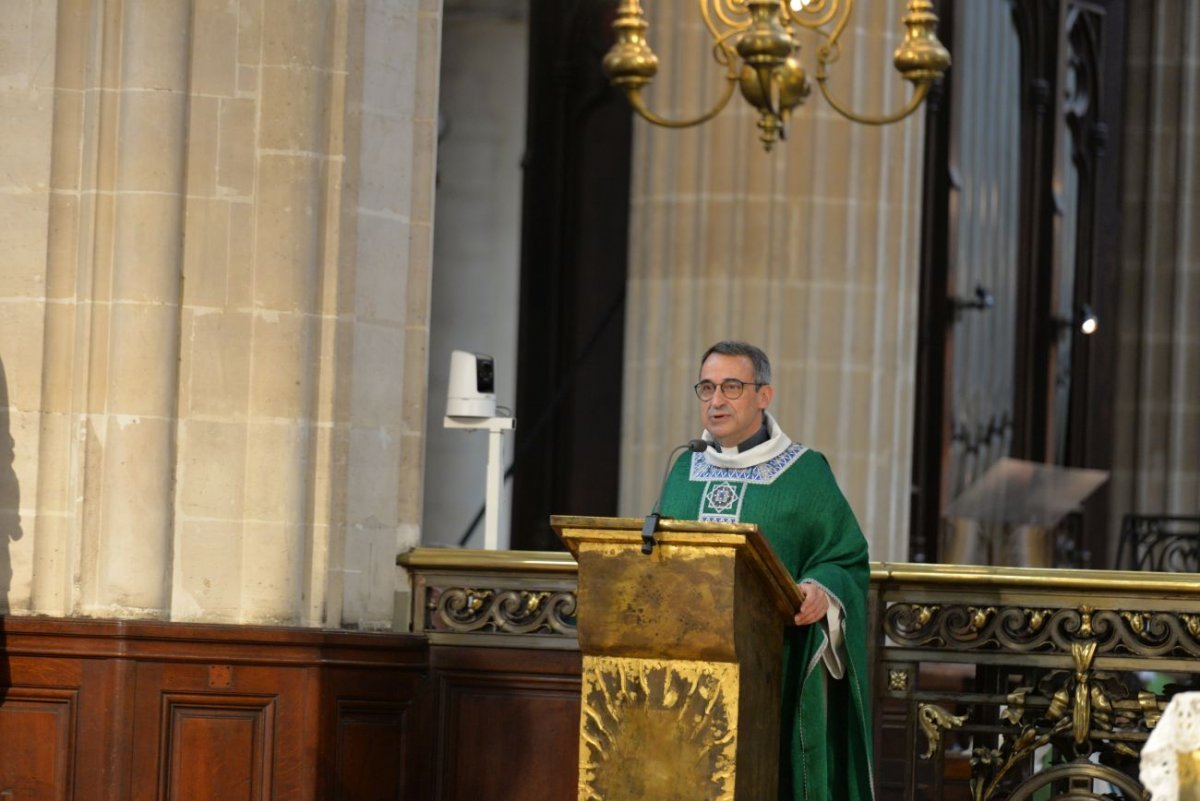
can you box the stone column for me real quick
[1112,0,1200,536]
[619,2,927,560]
[26,2,194,618]
[6,1,62,613]
[7,0,441,628]
[330,0,444,627]
[95,1,193,616]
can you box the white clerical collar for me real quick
[701,412,793,469]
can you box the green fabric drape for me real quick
[661,446,873,801]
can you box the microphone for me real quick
[641,438,710,555]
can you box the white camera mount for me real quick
[443,414,516,549]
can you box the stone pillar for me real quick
[332,0,444,627]
[1112,0,1200,535]
[25,2,192,618]
[5,0,61,613]
[98,1,192,616]
[619,2,926,560]
[5,0,441,628]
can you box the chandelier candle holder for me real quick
[602,0,951,150]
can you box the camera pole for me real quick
[444,415,516,549]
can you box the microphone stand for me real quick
[642,439,709,555]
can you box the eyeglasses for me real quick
[693,379,765,401]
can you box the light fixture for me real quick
[602,0,951,151]
[1078,304,1098,336]
[1051,304,1099,338]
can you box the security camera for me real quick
[446,350,497,418]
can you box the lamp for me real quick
[1078,304,1098,336]
[1051,303,1099,338]
[602,0,951,151]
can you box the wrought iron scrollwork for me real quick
[966,639,1157,801]
[880,597,1174,800]
[885,601,1200,658]
[430,586,577,636]
[1116,514,1200,571]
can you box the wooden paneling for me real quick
[0,617,590,800]
[434,647,582,801]
[321,667,433,800]
[0,689,74,801]
[163,697,271,801]
[0,616,429,801]
[129,663,307,801]
[333,704,407,799]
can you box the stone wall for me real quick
[1112,0,1200,537]
[0,0,440,627]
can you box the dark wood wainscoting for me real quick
[399,548,586,800]
[430,647,582,801]
[0,616,587,801]
[0,616,434,801]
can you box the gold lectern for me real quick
[552,515,802,801]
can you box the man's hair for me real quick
[700,341,772,384]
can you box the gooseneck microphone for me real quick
[641,438,710,555]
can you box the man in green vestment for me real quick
[658,340,874,801]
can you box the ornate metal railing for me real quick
[1115,514,1200,572]
[870,562,1200,801]
[398,548,578,649]
[400,550,1200,798]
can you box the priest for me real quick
[659,340,874,801]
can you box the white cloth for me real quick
[1141,691,1200,801]
[701,411,793,468]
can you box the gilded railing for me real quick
[870,562,1200,801]
[398,548,578,649]
[400,550,1198,798]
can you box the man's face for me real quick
[698,353,773,448]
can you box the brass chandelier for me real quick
[602,0,951,150]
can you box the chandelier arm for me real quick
[785,0,845,34]
[708,0,748,37]
[624,77,739,129]
[814,77,931,126]
[822,0,853,43]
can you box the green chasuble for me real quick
[659,436,873,801]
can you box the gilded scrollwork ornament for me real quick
[965,632,1157,799]
[1139,690,1164,729]
[917,703,967,759]
[429,585,577,635]
[884,600,1200,658]
[968,606,997,633]
[1001,688,1031,725]
[1027,607,1054,633]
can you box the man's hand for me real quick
[793,582,829,626]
